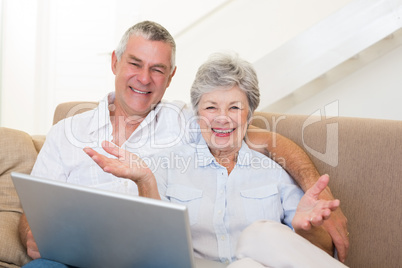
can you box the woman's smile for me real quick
[211,127,236,137]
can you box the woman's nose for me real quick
[214,114,230,124]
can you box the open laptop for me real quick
[11,172,227,268]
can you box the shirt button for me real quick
[221,235,225,241]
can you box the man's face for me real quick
[111,35,176,117]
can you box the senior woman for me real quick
[85,53,347,267]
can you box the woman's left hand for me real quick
[292,174,340,231]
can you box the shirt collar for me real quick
[88,93,111,134]
[88,92,164,134]
[195,138,253,168]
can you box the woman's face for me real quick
[197,86,249,153]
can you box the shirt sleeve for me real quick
[278,169,304,228]
[146,153,170,202]
[31,122,68,182]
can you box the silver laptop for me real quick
[11,172,227,268]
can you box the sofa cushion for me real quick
[0,212,31,267]
[0,127,37,266]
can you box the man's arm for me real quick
[245,126,349,262]
[246,125,319,191]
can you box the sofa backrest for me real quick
[252,112,402,268]
[53,101,98,125]
[50,102,402,267]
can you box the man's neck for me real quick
[109,108,147,147]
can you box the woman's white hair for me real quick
[190,52,260,121]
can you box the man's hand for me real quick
[83,141,152,184]
[316,177,349,263]
[84,141,160,199]
[26,229,41,260]
[19,214,41,260]
[321,199,349,262]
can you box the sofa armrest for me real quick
[0,127,39,267]
[32,135,46,153]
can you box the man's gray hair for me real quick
[115,21,176,74]
[190,52,260,121]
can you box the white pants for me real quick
[227,220,348,268]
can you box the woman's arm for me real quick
[83,141,161,200]
[245,126,349,262]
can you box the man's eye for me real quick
[153,68,164,74]
[130,63,140,67]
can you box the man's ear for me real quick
[111,51,118,75]
[166,66,177,88]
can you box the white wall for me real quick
[4,0,399,136]
[283,45,402,121]
[0,0,234,135]
[0,0,117,134]
[167,0,354,103]
[0,0,37,132]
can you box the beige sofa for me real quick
[0,102,401,268]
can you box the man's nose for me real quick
[137,68,151,85]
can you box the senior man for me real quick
[19,21,349,266]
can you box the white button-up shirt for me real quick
[31,93,199,195]
[151,138,304,263]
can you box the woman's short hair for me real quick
[115,21,176,74]
[190,52,260,121]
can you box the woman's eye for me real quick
[206,106,216,110]
[230,106,240,110]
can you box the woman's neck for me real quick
[210,147,239,175]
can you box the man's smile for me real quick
[130,86,150,95]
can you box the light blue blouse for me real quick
[148,138,304,264]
